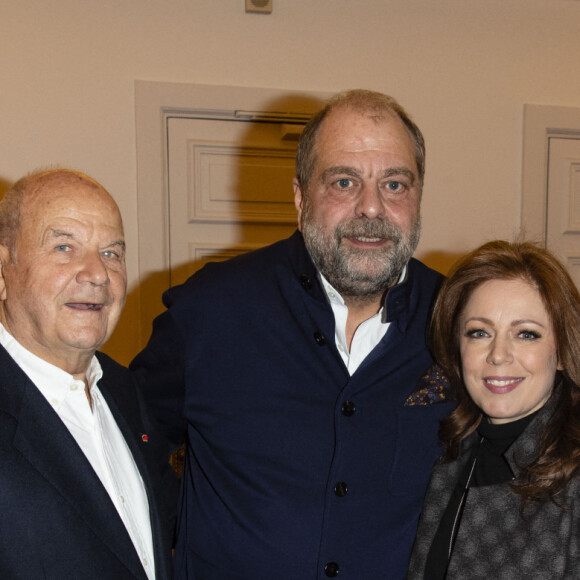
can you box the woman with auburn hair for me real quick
[407,240,580,580]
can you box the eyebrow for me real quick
[107,240,126,253]
[44,229,126,251]
[381,167,416,184]
[320,166,360,181]
[48,229,73,239]
[319,165,416,185]
[464,316,547,329]
[41,229,75,245]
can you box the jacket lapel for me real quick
[97,365,172,580]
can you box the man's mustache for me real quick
[334,218,402,242]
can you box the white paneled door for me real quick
[546,137,580,288]
[167,115,303,287]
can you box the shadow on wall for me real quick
[101,286,141,366]
[0,178,11,200]
[419,250,465,277]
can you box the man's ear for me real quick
[292,178,304,231]
[0,245,11,301]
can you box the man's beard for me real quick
[301,209,421,299]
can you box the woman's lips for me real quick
[483,376,523,394]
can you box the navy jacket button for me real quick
[313,331,327,346]
[341,401,355,417]
[324,562,339,577]
[334,482,348,497]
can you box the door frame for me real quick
[522,104,580,243]
[135,81,329,344]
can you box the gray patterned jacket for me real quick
[407,384,580,579]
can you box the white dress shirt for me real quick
[0,323,156,580]
[319,267,406,375]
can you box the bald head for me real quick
[0,169,122,250]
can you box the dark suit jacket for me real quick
[0,345,177,579]
[132,231,454,580]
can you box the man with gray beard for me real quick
[132,90,454,580]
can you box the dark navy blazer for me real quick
[0,346,177,579]
[131,231,454,580]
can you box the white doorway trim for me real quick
[522,104,580,242]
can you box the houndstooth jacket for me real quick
[407,381,580,579]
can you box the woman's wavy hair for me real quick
[432,240,580,502]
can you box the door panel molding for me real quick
[522,104,580,243]
[184,138,298,224]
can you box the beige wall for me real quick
[2,0,580,364]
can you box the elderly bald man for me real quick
[0,169,177,580]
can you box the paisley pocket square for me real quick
[405,364,452,406]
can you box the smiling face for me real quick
[293,106,421,299]
[459,278,561,424]
[0,177,127,377]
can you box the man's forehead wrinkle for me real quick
[35,219,124,248]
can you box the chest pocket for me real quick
[388,365,455,496]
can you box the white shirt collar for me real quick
[316,265,408,374]
[0,322,102,409]
[318,264,408,313]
